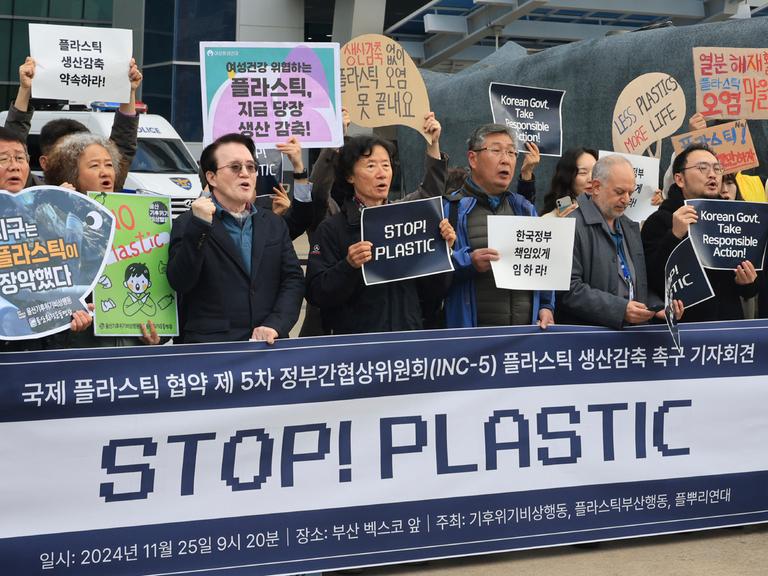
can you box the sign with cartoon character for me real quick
[0,186,114,340]
[89,192,178,337]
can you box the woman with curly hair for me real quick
[44,132,122,193]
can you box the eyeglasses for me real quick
[216,161,258,175]
[0,154,29,168]
[682,162,724,175]
[472,147,517,159]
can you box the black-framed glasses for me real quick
[472,147,517,159]
[682,162,724,175]
[216,161,258,175]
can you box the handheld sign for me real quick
[341,34,432,143]
[598,151,660,222]
[694,47,768,120]
[671,119,758,175]
[612,73,686,158]
[360,197,453,286]
[0,187,114,340]
[487,215,575,291]
[89,193,178,338]
[665,237,715,310]
[488,83,565,156]
[200,42,344,147]
[686,199,768,271]
[29,23,132,103]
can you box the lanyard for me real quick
[611,223,634,302]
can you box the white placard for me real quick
[599,150,660,222]
[29,23,132,103]
[488,215,575,290]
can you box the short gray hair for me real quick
[467,123,519,152]
[591,154,633,186]
[45,132,122,192]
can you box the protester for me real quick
[720,173,742,201]
[558,155,682,328]
[642,144,758,322]
[443,123,555,329]
[306,134,456,334]
[541,147,598,217]
[168,133,304,344]
[0,127,29,194]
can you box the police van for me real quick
[0,104,202,218]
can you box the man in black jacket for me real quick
[642,144,758,322]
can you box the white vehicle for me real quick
[0,108,202,218]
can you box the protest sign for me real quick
[28,23,132,103]
[598,151,660,222]
[0,186,114,340]
[360,197,453,285]
[488,83,565,156]
[88,193,178,337]
[671,119,758,174]
[341,34,432,143]
[693,47,768,120]
[200,42,343,147]
[2,321,768,575]
[612,73,686,157]
[686,199,768,271]
[487,215,574,290]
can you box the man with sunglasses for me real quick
[443,123,555,329]
[642,143,758,322]
[168,133,304,344]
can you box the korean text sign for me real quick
[200,42,344,147]
[693,47,768,120]
[89,193,178,337]
[28,23,132,103]
[671,119,758,174]
[488,83,565,156]
[1,322,768,574]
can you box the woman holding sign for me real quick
[306,134,456,334]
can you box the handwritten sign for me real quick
[487,215,575,290]
[612,73,686,157]
[360,197,453,285]
[28,23,132,103]
[341,34,431,143]
[598,151,660,222]
[671,119,758,174]
[693,47,768,120]
[488,83,565,157]
[200,42,344,147]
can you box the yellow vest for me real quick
[735,173,767,202]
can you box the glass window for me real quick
[130,139,199,174]
[172,65,203,141]
[83,0,112,21]
[0,0,14,12]
[14,0,47,17]
[0,86,10,112]
[0,20,11,83]
[50,0,84,20]
[144,1,174,64]
[176,0,235,61]
[10,20,31,78]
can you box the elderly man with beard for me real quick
[642,144,758,322]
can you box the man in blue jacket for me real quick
[443,123,554,329]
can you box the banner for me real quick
[0,186,114,340]
[200,42,344,147]
[2,321,768,575]
[694,47,768,120]
[686,199,768,270]
[598,150,660,222]
[361,197,453,285]
[671,119,758,175]
[488,83,565,157]
[612,73,686,157]
[341,34,432,143]
[487,215,574,290]
[88,193,178,337]
[28,23,132,103]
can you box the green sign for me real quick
[89,192,178,337]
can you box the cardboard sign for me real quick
[488,83,565,157]
[0,186,114,340]
[89,193,178,338]
[200,42,344,147]
[612,73,686,157]
[360,197,453,286]
[487,215,575,291]
[671,119,758,175]
[341,34,432,143]
[694,47,768,120]
[598,151,660,222]
[28,23,132,103]
[686,199,768,271]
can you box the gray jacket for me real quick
[558,193,661,328]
